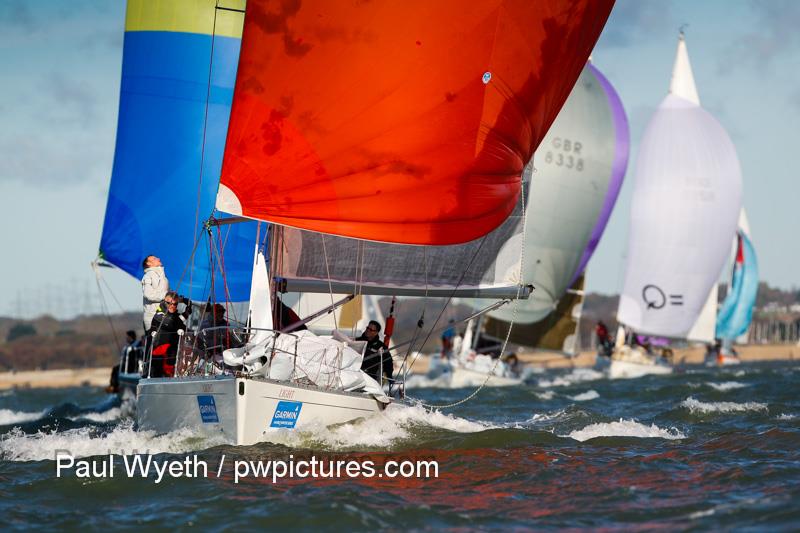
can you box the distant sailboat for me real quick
[611,32,743,379]
[714,210,758,364]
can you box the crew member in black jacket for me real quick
[149,291,190,377]
[357,320,393,384]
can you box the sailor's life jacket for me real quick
[356,335,393,382]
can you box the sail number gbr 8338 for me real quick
[543,137,585,171]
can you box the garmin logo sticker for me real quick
[197,395,219,423]
[270,400,303,429]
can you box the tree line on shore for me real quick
[0,283,797,371]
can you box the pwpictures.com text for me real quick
[54,451,439,484]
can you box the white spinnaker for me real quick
[489,65,618,323]
[617,91,742,337]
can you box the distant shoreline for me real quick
[0,367,111,390]
[411,343,800,372]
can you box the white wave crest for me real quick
[0,408,43,426]
[537,368,605,388]
[70,408,123,423]
[565,419,686,442]
[776,413,796,420]
[262,403,491,450]
[0,421,226,462]
[681,396,768,414]
[569,390,599,402]
[535,391,555,400]
[526,409,567,425]
[706,381,747,391]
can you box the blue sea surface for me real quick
[1,361,799,530]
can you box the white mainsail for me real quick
[617,34,742,338]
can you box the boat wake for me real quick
[0,398,123,430]
[0,408,45,426]
[680,396,768,414]
[564,419,686,442]
[0,420,227,462]
[259,403,493,451]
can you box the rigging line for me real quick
[408,180,528,410]
[353,240,365,337]
[187,262,214,354]
[210,226,235,312]
[218,224,240,322]
[172,230,207,301]
[321,234,338,330]
[190,2,221,296]
[402,233,491,375]
[92,263,122,354]
[98,275,126,314]
[401,245,431,361]
[213,226,235,348]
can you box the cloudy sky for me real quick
[1,0,798,318]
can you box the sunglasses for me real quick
[166,301,178,306]
[366,327,378,332]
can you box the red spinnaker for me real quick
[218,0,615,244]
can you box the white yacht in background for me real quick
[609,33,743,379]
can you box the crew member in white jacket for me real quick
[141,254,169,330]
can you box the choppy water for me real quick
[2,361,800,530]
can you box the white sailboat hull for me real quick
[607,347,673,379]
[137,376,387,445]
[447,366,523,387]
[416,356,523,388]
[716,354,742,366]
